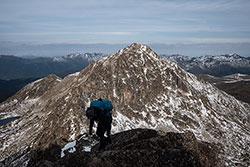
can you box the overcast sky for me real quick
[0,0,250,56]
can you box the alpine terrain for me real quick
[197,74,250,104]
[0,43,249,166]
[161,54,250,77]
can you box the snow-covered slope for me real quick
[0,43,249,166]
[161,54,250,77]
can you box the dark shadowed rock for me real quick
[28,129,218,167]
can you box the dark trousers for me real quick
[96,117,112,150]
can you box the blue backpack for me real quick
[90,99,113,112]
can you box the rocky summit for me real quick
[28,128,218,167]
[0,43,250,166]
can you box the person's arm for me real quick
[89,119,94,135]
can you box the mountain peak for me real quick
[228,53,241,58]
[112,43,160,61]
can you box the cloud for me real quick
[179,38,250,43]
[0,31,133,36]
[0,0,250,44]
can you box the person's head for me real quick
[86,107,96,119]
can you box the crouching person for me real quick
[86,98,113,151]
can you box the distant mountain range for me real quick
[161,54,250,77]
[2,53,249,81]
[0,53,107,80]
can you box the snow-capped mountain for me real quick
[161,54,250,77]
[52,53,107,62]
[0,43,249,166]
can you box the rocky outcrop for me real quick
[28,129,218,167]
